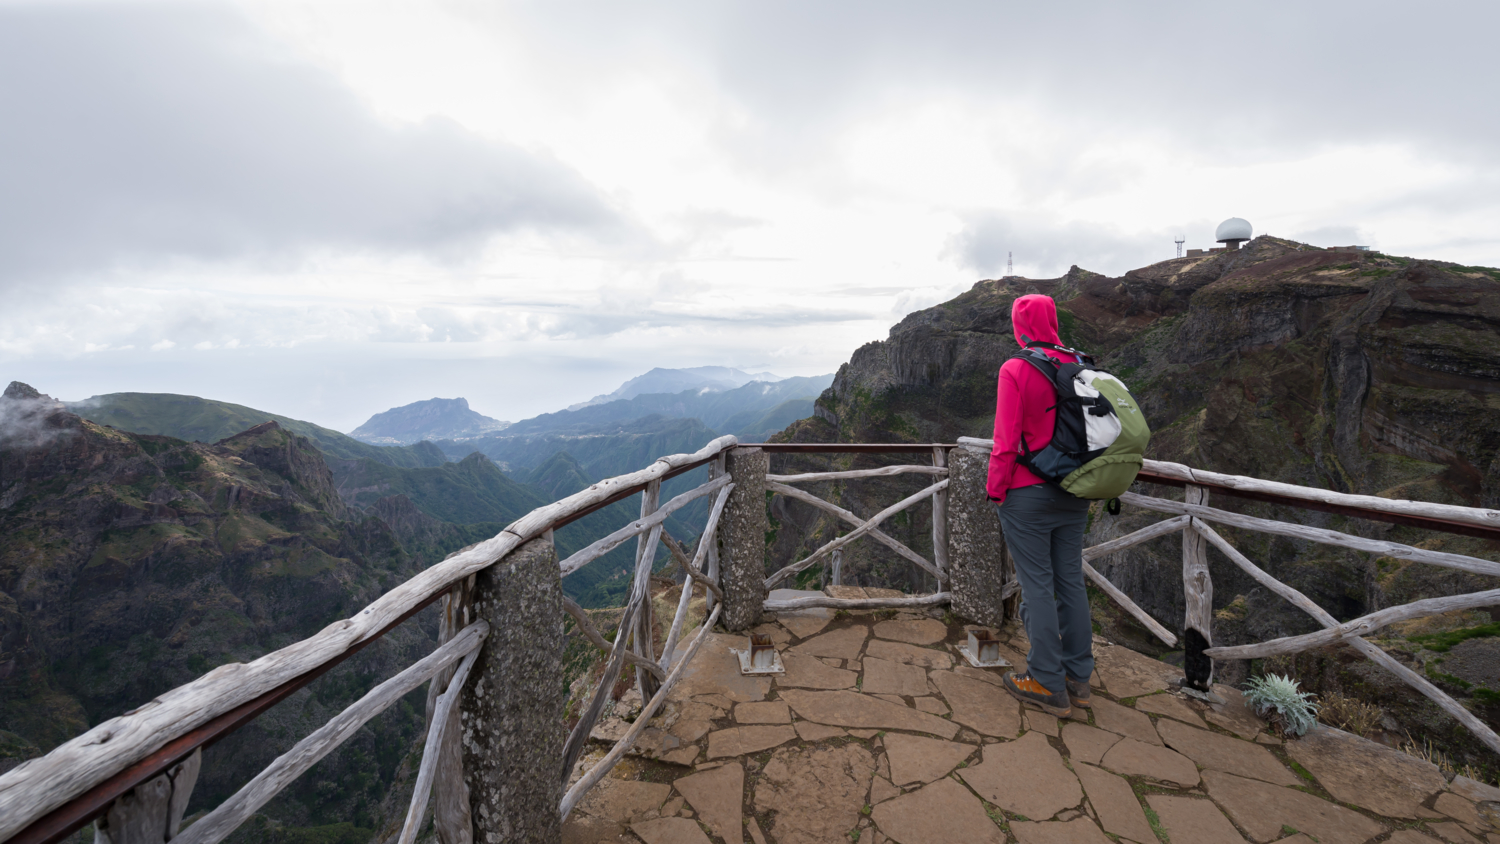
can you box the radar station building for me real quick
[1186,217,1253,257]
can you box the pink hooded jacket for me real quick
[986,295,1075,502]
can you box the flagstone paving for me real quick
[564,610,1500,844]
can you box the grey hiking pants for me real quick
[994,483,1093,695]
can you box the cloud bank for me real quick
[0,3,623,285]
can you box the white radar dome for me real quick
[1216,217,1253,242]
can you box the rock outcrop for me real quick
[766,238,1500,768]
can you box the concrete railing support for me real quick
[946,448,1011,627]
[718,447,770,631]
[460,534,565,844]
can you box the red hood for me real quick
[1011,294,1062,349]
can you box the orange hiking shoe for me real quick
[1002,672,1072,718]
[1066,676,1093,708]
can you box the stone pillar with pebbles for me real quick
[718,446,770,631]
[946,447,1012,627]
[460,535,566,844]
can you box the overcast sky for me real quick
[3,1,1497,431]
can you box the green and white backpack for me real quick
[1010,340,1151,500]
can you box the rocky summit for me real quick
[767,237,1500,770]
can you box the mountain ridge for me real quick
[566,365,784,410]
[349,397,509,445]
[69,392,448,469]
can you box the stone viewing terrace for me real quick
[5,436,1500,844]
[568,604,1500,844]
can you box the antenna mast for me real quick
[1174,235,1185,258]
[1006,251,1013,277]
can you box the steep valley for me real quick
[0,384,441,841]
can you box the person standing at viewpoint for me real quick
[987,294,1094,718]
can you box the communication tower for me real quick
[1174,235,1185,258]
[1006,251,1013,277]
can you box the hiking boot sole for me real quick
[1003,684,1073,719]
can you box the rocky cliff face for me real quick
[770,239,1500,768]
[0,383,452,840]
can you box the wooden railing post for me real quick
[426,578,475,844]
[946,447,1008,627]
[931,446,950,591]
[719,447,769,631]
[92,748,200,844]
[633,481,662,699]
[704,454,726,617]
[1182,485,1214,690]
[460,534,565,844]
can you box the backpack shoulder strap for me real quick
[1008,349,1069,398]
[1022,338,1097,366]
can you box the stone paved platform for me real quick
[566,608,1500,844]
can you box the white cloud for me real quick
[3,0,1498,431]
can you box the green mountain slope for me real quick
[331,452,548,524]
[326,447,694,608]
[69,392,447,468]
[0,385,442,837]
[726,397,816,441]
[520,451,595,501]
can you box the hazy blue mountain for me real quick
[349,397,509,445]
[436,415,721,478]
[508,375,832,437]
[68,392,447,468]
[725,397,818,442]
[566,366,783,410]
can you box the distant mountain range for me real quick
[67,392,447,468]
[565,365,783,410]
[349,397,509,445]
[503,375,832,438]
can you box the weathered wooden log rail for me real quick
[1,437,746,844]
[958,437,1500,754]
[7,435,1500,843]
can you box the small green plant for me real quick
[1142,803,1169,842]
[861,804,872,816]
[1288,759,1316,783]
[1409,622,1500,653]
[1243,673,1319,737]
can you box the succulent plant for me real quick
[1244,673,1320,737]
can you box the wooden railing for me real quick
[758,444,953,611]
[958,437,1500,754]
[0,436,744,844]
[7,435,1500,842]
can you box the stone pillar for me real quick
[947,448,1010,628]
[461,535,565,844]
[717,447,769,631]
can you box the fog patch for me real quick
[0,382,73,450]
